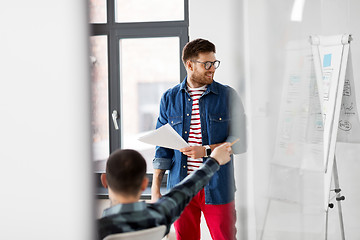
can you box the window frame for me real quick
[90,1,189,199]
[90,0,189,154]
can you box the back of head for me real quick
[106,149,147,196]
[182,38,216,65]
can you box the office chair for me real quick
[103,225,166,240]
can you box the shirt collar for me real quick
[102,201,146,217]
[180,76,219,95]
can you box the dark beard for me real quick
[191,71,213,86]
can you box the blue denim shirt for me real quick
[153,77,247,204]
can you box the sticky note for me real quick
[323,54,332,67]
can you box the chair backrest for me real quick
[103,225,166,240]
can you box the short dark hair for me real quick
[182,38,216,65]
[105,149,147,196]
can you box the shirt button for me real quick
[219,118,222,121]
[187,113,189,116]
[188,98,191,101]
[183,165,186,168]
[171,121,174,124]
[185,131,187,134]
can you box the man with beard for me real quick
[151,38,247,240]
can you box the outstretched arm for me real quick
[152,143,232,229]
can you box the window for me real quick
[89,0,107,23]
[115,0,184,23]
[89,0,189,174]
[90,36,109,162]
[120,37,180,172]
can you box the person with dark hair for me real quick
[98,143,232,240]
[151,38,247,240]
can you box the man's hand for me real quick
[210,143,232,165]
[180,146,206,159]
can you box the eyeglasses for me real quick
[191,60,220,70]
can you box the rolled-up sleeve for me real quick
[153,157,173,170]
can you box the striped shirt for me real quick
[187,85,207,174]
[98,158,220,240]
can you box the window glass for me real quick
[90,36,109,162]
[120,37,180,172]
[89,0,107,23]
[115,0,184,23]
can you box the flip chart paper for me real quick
[337,51,360,142]
[271,40,323,171]
[138,123,189,150]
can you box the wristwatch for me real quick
[204,145,211,157]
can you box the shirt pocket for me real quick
[169,116,183,133]
[209,113,230,143]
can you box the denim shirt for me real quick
[153,77,247,204]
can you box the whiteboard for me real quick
[272,40,323,171]
[263,40,324,239]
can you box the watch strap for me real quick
[204,145,211,157]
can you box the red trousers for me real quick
[174,189,237,240]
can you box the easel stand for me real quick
[325,157,345,240]
[309,34,355,240]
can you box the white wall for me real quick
[189,0,245,92]
[191,0,360,239]
[0,1,94,240]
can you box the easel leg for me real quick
[325,157,346,240]
[332,158,346,239]
[259,199,271,240]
